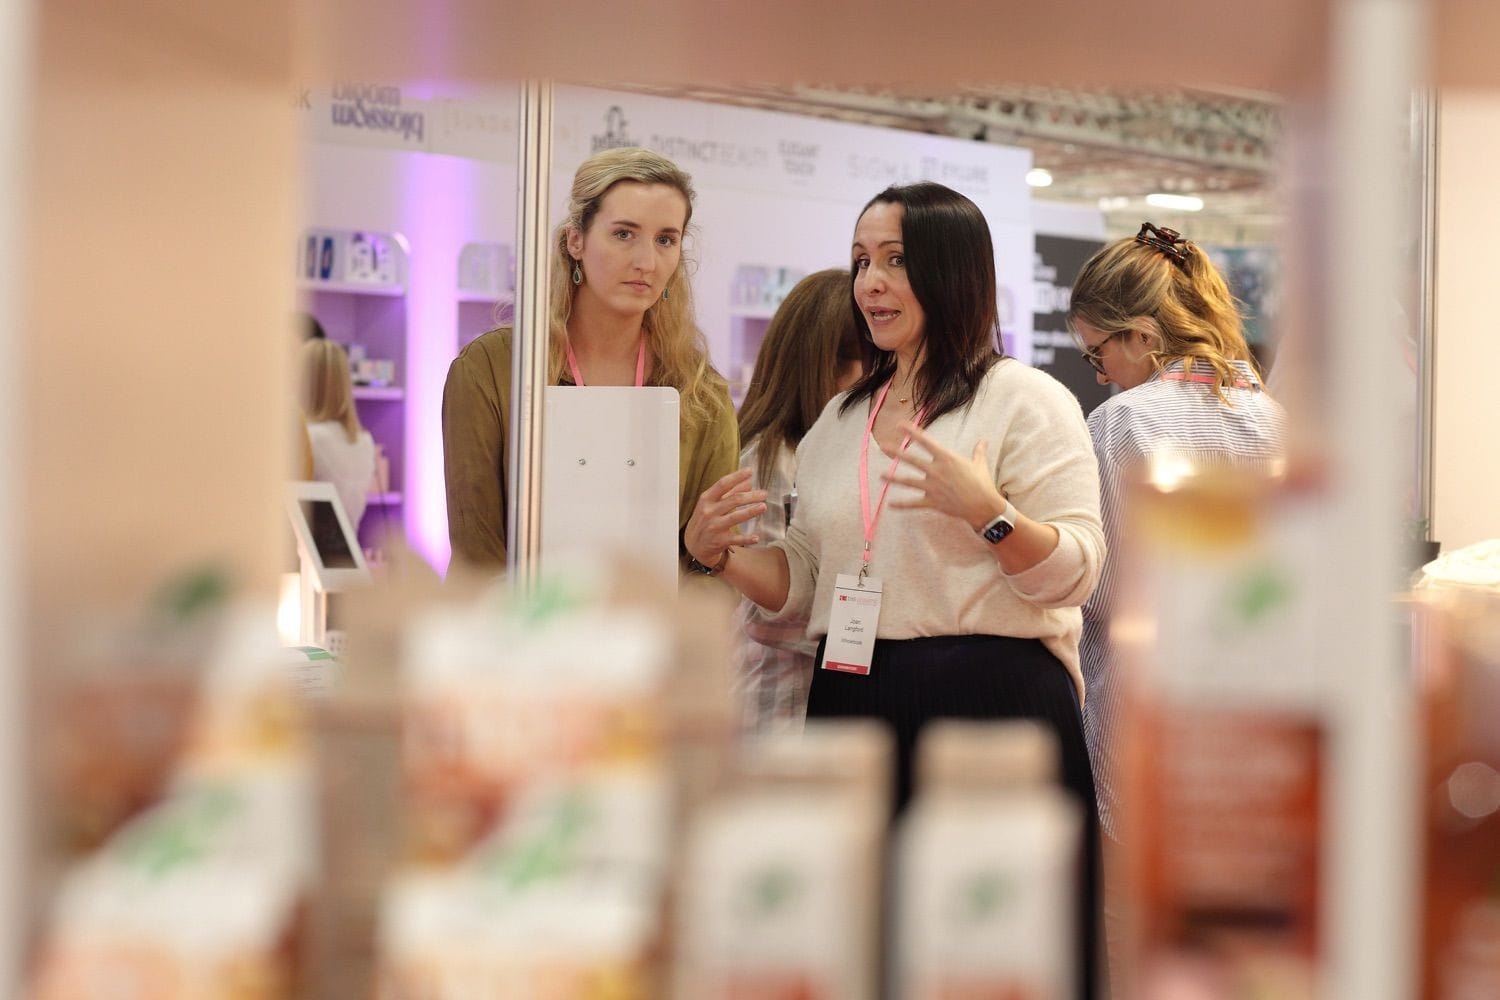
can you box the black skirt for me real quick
[808,632,1102,1000]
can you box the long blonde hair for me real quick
[1067,225,1257,401]
[298,339,363,443]
[546,147,725,429]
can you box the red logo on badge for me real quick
[839,595,848,601]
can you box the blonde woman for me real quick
[1067,222,1288,842]
[442,147,738,573]
[299,338,376,527]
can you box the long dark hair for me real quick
[738,268,869,486]
[839,182,1002,425]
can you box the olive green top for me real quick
[442,327,739,572]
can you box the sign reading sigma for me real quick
[331,82,425,145]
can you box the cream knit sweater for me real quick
[768,358,1105,701]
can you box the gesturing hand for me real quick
[684,468,768,568]
[883,422,1006,530]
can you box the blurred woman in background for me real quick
[299,338,376,528]
[733,268,869,734]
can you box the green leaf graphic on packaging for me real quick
[508,577,589,628]
[736,864,802,922]
[1212,565,1293,641]
[951,870,1014,924]
[480,791,594,892]
[114,786,240,880]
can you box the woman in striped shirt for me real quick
[1067,222,1289,841]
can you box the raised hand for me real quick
[883,422,1005,530]
[684,468,769,568]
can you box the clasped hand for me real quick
[883,422,1004,530]
[684,468,768,566]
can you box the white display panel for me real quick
[540,387,681,589]
[284,481,373,592]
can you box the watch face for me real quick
[983,518,1014,544]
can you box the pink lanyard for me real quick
[1161,370,1252,389]
[858,380,927,584]
[564,336,648,387]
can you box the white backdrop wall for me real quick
[550,86,1036,369]
[1433,92,1500,550]
[1032,200,1108,241]
[301,83,1037,571]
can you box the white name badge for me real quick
[822,573,883,676]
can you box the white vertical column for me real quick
[0,1,29,989]
[1326,1,1422,998]
[508,81,554,591]
[1412,91,1438,531]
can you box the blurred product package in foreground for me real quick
[30,614,317,1000]
[1113,458,1328,999]
[1411,591,1500,1000]
[896,720,1080,1000]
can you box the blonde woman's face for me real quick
[566,182,687,320]
[1073,318,1155,391]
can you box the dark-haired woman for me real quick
[684,182,1105,998]
[733,268,869,734]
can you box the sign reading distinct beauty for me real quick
[1033,235,1110,415]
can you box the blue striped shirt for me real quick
[1082,359,1288,839]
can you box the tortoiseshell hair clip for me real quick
[1135,221,1192,268]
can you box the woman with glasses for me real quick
[686,182,1106,999]
[1066,222,1288,843]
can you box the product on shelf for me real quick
[378,771,669,999]
[371,570,737,998]
[31,613,317,1000]
[895,720,1080,1000]
[673,788,878,1000]
[398,604,674,866]
[1414,592,1500,999]
[671,721,890,1000]
[44,591,230,855]
[1113,459,1325,999]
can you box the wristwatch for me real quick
[978,503,1016,545]
[686,549,731,576]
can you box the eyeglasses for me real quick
[1073,328,1130,374]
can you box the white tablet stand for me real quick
[539,386,681,589]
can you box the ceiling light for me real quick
[1097,196,1131,212]
[1025,168,1053,188]
[1145,192,1204,212]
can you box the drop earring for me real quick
[572,263,582,286]
[662,285,670,301]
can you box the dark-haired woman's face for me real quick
[852,202,925,362]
